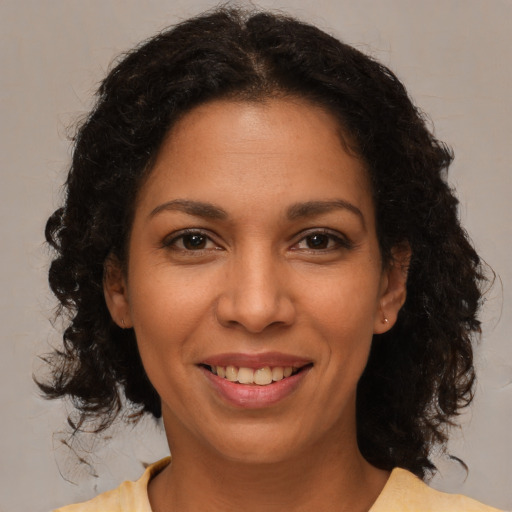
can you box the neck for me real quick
[148,418,389,512]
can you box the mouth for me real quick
[198,353,313,408]
[200,364,310,386]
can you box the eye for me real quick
[164,230,220,251]
[301,233,332,250]
[293,231,352,251]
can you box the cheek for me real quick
[305,266,381,376]
[127,266,214,374]
[129,260,212,325]
[303,263,381,331]
[127,280,210,417]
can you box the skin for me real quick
[104,97,409,512]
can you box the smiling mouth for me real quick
[201,364,311,386]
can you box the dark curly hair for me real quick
[38,7,486,479]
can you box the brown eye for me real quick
[305,234,330,249]
[293,230,352,252]
[164,230,219,252]
[182,234,207,250]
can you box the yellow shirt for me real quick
[53,458,502,512]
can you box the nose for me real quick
[215,248,296,333]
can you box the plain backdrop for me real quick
[1,1,511,510]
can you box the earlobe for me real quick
[374,244,411,334]
[103,255,133,329]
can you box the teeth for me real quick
[271,366,284,381]
[254,367,272,385]
[238,367,254,384]
[225,365,238,382]
[208,364,302,386]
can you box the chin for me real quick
[204,422,313,465]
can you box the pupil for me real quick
[184,234,206,249]
[307,234,328,249]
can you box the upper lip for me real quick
[201,352,312,369]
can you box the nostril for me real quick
[214,274,296,332]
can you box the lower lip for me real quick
[201,366,311,409]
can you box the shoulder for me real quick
[370,467,503,512]
[52,486,121,512]
[52,457,171,512]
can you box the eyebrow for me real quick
[149,198,364,225]
[287,200,365,226]
[149,199,228,220]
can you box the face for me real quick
[105,98,407,464]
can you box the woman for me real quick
[39,7,500,512]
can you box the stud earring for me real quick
[121,318,126,328]
[383,317,389,325]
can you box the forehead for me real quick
[136,98,373,221]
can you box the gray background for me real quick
[1,1,510,510]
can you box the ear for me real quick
[103,254,133,328]
[373,244,411,334]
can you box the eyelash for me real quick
[291,229,353,252]
[163,229,221,252]
[162,229,353,253]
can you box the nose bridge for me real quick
[216,243,295,332]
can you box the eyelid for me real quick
[162,228,223,250]
[161,227,352,252]
[291,228,353,251]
